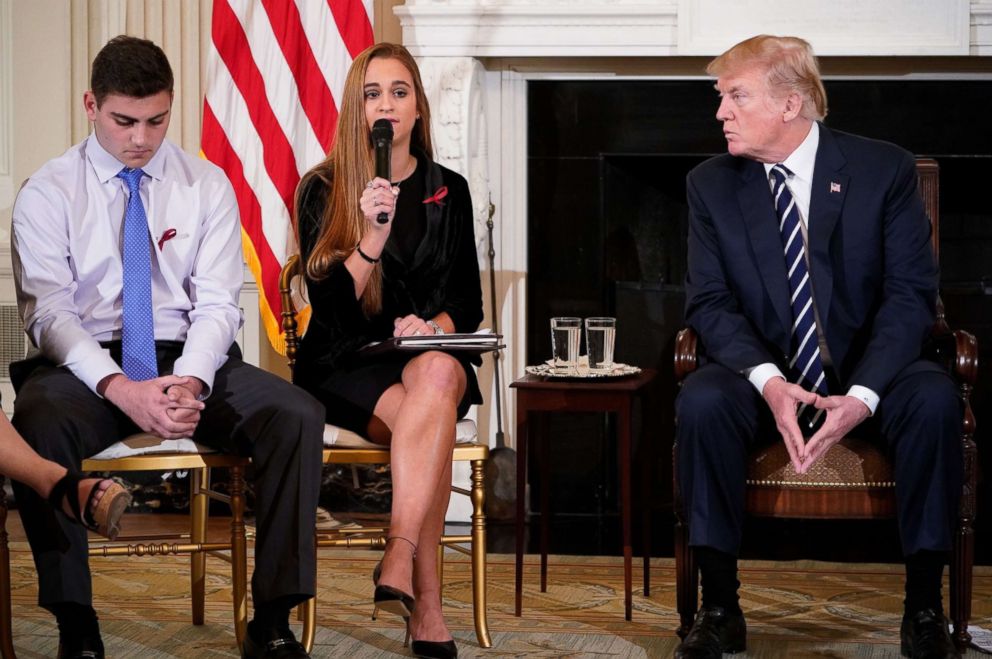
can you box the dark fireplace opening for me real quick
[527,78,992,562]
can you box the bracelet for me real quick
[355,242,380,264]
[427,319,445,335]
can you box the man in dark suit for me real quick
[675,35,962,659]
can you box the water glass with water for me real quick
[585,316,616,371]
[550,317,581,372]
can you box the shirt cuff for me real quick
[746,363,785,395]
[172,351,227,399]
[846,385,879,415]
[63,346,124,397]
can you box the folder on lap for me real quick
[359,330,504,356]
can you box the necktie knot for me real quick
[117,167,144,193]
[769,163,793,189]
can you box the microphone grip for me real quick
[374,136,391,224]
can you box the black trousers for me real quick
[675,358,964,557]
[10,342,325,610]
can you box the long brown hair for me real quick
[297,42,434,316]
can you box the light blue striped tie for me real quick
[770,164,827,427]
[117,167,158,381]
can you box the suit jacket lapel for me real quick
[808,125,849,340]
[738,160,793,343]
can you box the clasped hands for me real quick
[762,376,871,474]
[98,373,206,439]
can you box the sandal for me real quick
[47,473,132,540]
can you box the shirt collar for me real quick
[85,133,168,184]
[763,121,819,183]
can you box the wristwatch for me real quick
[426,319,445,335]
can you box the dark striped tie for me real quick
[770,164,827,428]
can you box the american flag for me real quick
[201,0,374,353]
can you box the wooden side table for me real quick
[511,368,657,621]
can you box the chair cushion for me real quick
[747,437,894,489]
[323,418,478,448]
[87,434,215,460]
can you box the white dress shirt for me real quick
[747,122,880,414]
[11,134,243,396]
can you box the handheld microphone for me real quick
[371,118,393,224]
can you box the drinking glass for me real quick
[550,317,581,372]
[585,316,616,371]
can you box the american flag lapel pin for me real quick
[830,181,841,193]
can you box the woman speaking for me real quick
[293,42,484,659]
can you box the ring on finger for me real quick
[366,181,374,189]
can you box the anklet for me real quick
[386,535,418,558]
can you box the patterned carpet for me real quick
[5,540,991,658]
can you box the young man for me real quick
[11,35,323,659]
[676,35,962,659]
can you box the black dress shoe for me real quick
[56,633,105,659]
[241,623,310,659]
[900,608,960,659]
[675,606,747,659]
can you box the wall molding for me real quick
[396,1,679,57]
[397,0,990,57]
[0,0,13,215]
[679,0,970,56]
[974,0,992,52]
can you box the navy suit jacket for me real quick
[684,125,938,397]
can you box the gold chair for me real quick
[672,158,980,649]
[279,254,493,651]
[0,437,249,658]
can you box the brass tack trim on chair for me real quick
[746,479,896,488]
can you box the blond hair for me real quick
[707,35,827,121]
[297,42,433,316]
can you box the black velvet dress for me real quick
[293,150,484,433]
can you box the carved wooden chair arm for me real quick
[279,254,303,368]
[926,320,979,389]
[674,327,699,383]
[951,329,979,387]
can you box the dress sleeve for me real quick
[295,174,372,364]
[441,178,484,333]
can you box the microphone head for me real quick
[371,118,394,145]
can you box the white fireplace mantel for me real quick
[396,0,678,57]
[398,0,990,57]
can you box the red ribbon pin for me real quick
[423,186,448,206]
[158,228,177,250]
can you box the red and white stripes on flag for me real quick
[202,0,374,354]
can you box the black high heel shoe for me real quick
[372,536,417,620]
[410,639,458,659]
[377,559,457,658]
[399,615,457,658]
